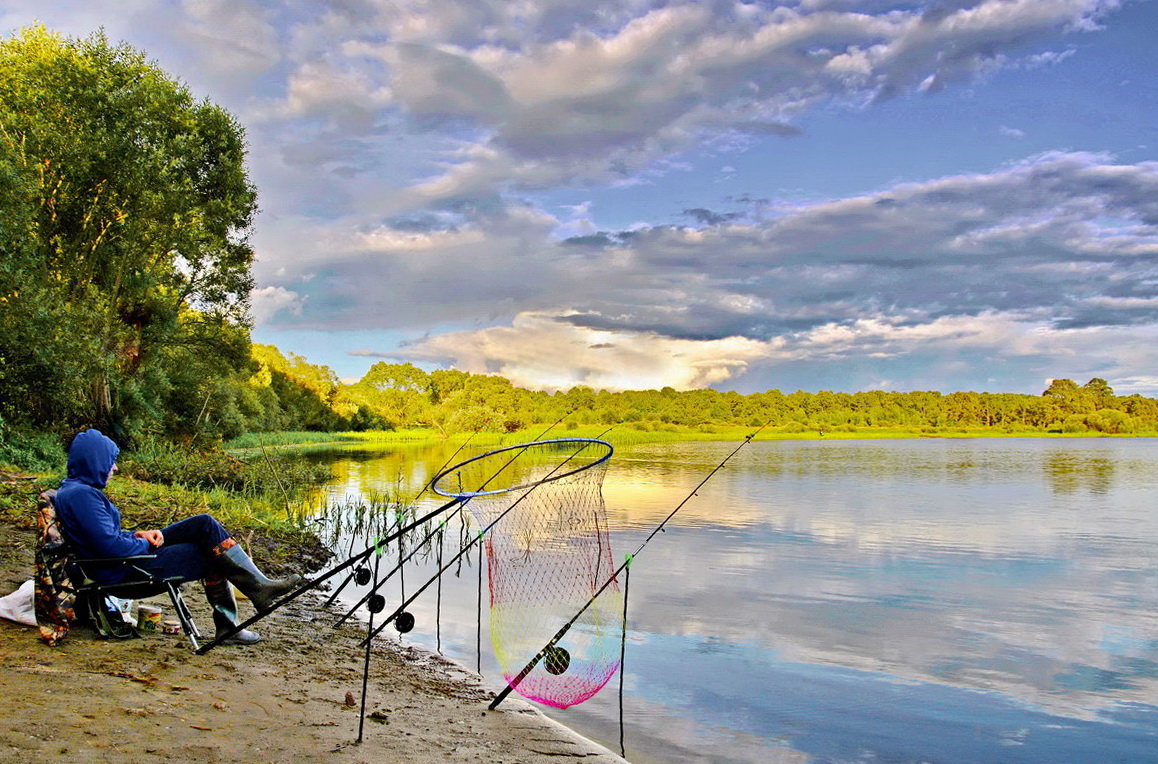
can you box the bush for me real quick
[119,438,248,490]
[1061,414,1089,434]
[118,437,330,497]
[0,424,65,472]
[1085,409,1135,434]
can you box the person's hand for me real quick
[134,529,164,548]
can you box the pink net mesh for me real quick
[452,440,622,708]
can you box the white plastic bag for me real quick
[0,579,36,627]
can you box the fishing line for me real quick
[356,536,385,743]
[435,521,444,653]
[618,555,631,759]
[476,530,484,674]
[357,432,616,647]
[487,422,772,709]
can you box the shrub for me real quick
[1085,409,1135,434]
[0,424,65,472]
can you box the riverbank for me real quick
[0,523,625,762]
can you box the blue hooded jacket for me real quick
[55,429,150,567]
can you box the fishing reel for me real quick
[394,611,415,634]
[363,594,415,634]
[544,645,570,676]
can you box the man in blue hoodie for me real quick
[54,429,304,645]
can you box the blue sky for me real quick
[6,1,1158,394]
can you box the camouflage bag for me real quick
[34,489,76,646]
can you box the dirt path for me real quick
[0,524,625,763]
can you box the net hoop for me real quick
[430,438,613,499]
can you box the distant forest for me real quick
[273,354,1157,437]
[2,28,1155,463]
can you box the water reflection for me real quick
[308,437,1158,763]
[1043,451,1116,495]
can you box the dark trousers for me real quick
[133,513,231,582]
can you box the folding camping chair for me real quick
[36,490,202,650]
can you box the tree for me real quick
[0,26,258,439]
[1043,378,1080,398]
[1083,377,1114,406]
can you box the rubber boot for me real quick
[204,579,261,645]
[214,545,305,612]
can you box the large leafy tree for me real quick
[0,26,257,440]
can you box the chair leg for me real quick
[165,581,201,651]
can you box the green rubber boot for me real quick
[204,579,261,645]
[214,545,304,612]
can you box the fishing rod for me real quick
[196,412,574,654]
[357,430,616,647]
[330,414,578,628]
[487,422,773,710]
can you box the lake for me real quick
[304,437,1158,763]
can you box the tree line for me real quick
[329,363,1158,435]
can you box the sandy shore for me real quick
[0,524,626,763]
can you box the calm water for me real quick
[305,438,1158,763]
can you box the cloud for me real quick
[250,285,306,323]
[261,151,1158,390]
[394,311,778,391]
[258,152,1158,342]
[196,0,1118,205]
[175,0,281,80]
[348,0,1117,199]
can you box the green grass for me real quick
[224,428,444,451]
[223,430,365,449]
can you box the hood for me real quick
[66,429,120,489]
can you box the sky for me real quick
[5,0,1158,395]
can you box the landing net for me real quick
[432,439,621,708]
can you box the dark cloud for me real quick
[382,213,459,233]
[681,208,742,226]
[561,233,617,248]
[733,120,803,137]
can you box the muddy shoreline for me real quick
[0,523,625,762]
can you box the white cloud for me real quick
[177,0,280,79]
[250,285,305,324]
[396,311,778,391]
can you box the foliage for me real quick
[0,26,257,442]
[310,365,1158,438]
[0,415,64,471]
[117,435,331,499]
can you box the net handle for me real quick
[430,438,613,499]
